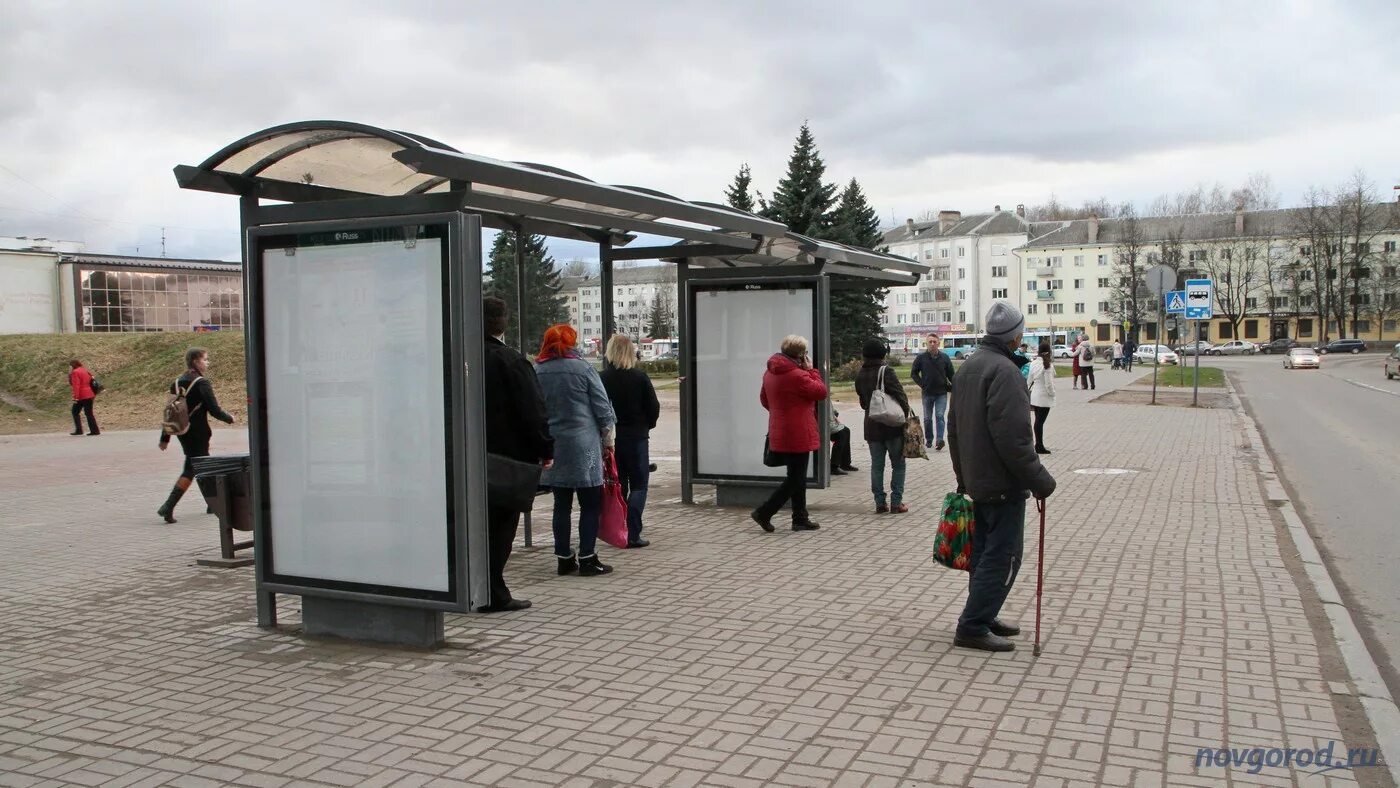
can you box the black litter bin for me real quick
[191,454,253,563]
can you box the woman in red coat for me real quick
[68,359,100,436]
[751,334,828,533]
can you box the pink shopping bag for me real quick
[599,451,629,549]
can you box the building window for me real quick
[1298,319,1313,337]
[992,288,1008,299]
[941,312,952,322]
[958,246,967,257]
[1097,277,1110,288]
[958,290,966,301]
[1384,241,1397,253]
[958,268,966,279]
[991,266,1007,277]
[991,244,1007,256]
[924,250,933,259]
[1146,324,1158,341]
[897,293,907,304]
[1074,255,1084,266]
[958,311,966,323]
[1300,295,1315,307]
[897,314,906,324]
[1073,279,1084,289]
[1300,246,1311,257]
[1243,320,1258,339]
[1097,325,1111,342]
[1098,254,1108,265]
[934,288,950,301]
[79,268,244,332]
[1098,301,1110,313]
[1245,297,1257,309]
[1270,296,1289,309]
[1074,303,1085,313]
[940,248,950,258]
[934,267,951,281]
[1189,249,1208,263]
[1026,282,1037,291]
[1219,322,1233,339]
[1385,320,1398,333]
[1047,303,1064,314]
[1028,257,1040,268]
[1027,304,1038,315]
[1048,256,1062,267]
[1047,280,1063,290]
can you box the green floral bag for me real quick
[933,492,974,571]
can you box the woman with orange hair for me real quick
[534,324,619,576]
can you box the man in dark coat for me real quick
[481,297,554,613]
[854,339,912,514]
[909,334,954,451]
[947,302,1057,652]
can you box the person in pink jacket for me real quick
[751,334,828,533]
[68,359,100,436]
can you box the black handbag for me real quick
[762,435,784,467]
[486,453,544,512]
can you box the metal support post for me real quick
[676,260,693,504]
[599,239,615,342]
[514,225,528,353]
[1192,319,1201,407]
[240,192,277,629]
[1150,305,1162,405]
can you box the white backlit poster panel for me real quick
[261,233,450,593]
[694,284,816,478]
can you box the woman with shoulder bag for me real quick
[854,339,912,514]
[1027,342,1057,455]
[599,334,659,549]
[751,335,828,533]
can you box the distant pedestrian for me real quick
[1078,335,1096,390]
[856,339,912,514]
[600,334,660,549]
[157,348,235,523]
[1071,337,1082,389]
[481,297,554,613]
[1027,342,1057,454]
[1122,338,1137,372]
[536,324,617,577]
[751,334,827,533]
[948,303,1056,652]
[67,359,99,436]
[829,407,858,476]
[1112,340,1124,370]
[910,334,954,451]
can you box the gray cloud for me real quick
[2,0,1398,260]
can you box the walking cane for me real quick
[1034,497,1046,657]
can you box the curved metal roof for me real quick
[174,120,925,281]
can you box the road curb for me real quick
[1230,383,1400,786]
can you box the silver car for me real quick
[1176,340,1214,356]
[1209,340,1258,356]
[1133,344,1179,365]
[1283,347,1320,369]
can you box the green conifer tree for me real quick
[760,123,837,238]
[485,230,569,353]
[724,163,757,213]
[827,178,890,362]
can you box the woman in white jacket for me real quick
[1026,342,1056,455]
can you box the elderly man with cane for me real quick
[947,302,1057,652]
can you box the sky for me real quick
[2,0,1398,264]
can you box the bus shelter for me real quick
[175,120,925,647]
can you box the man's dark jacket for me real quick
[854,359,911,443]
[947,339,1056,501]
[910,350,954,396]
[485,336,554,463]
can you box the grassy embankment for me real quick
[0,332,248,435]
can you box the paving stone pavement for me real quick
[0,370,1383,787]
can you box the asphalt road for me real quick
[1224,349,1400,696]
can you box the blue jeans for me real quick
[957,497,1026,636]
[614,437,650,542]
[922,393,948,445]
[553,486,602,558]
[868,436,906,507]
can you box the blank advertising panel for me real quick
[694,282,816,479]
[258,225,454,597]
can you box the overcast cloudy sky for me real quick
[2,0,1398,262]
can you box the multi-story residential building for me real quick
[563,265,678,350]
[880,206,1041,350]
[1017,204,1400,345]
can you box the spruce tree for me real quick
[760,123,837,237]
[724,164,757,213]
[485,230,569,353]
[827,178,890,363]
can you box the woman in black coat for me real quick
[853,339,911,514]
[157,347,234,523]
[599,335,660,548]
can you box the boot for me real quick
[578,553,613,576]
[751,510,775,533]
[157,485,186,524]
[557,552,579,576]
[792,512,820,531]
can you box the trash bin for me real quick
[191,454,253,564]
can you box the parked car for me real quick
[1260,338,1302,354]
[1175,340,1215,356]
[1209,340,1258,356]
[1133,344,1179,365]
[1283,347,1321,370]
[1051,344,1072,359]
[1386,344,1400,380]
[656,350,679,361]
[1320,338,1369,355]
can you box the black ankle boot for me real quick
[157,485,186,524]
[557,552,579,575]
[578,553,613,576]
[792,512,820,531]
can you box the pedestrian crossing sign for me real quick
[1165,290,1187,314]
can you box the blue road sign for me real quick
[1185,279,1213,319]
[1165,290,1187,314]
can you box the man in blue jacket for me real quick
[910,334,955,451]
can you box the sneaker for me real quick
[557,553,579,575]
[934,440,945,451]
[953,631,1015,652]
[890,503,909,514]
[578,554,614,576]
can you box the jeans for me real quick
[1122,355,1134,372]
[757,451,810,520]
[614,437,650,542]
[958,497,1026,636]
[1081,367,1096,389]
[486,505,520,604]
[830,426,852,470]
[1032,406,1050,450]
[922,393,948,445]
[553,485,603,557]
[867,436,906,507]
[71,398,98,433]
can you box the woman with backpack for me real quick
[157,347,235,523]
[1027,342,1057,455]
[854,339,912,514]
[1078,334,1096,390]
[535,324,618,576]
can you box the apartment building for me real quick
[563,265,678,349]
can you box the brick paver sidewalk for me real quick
[0,372,1383,786]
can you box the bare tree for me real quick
[1335,173,1399,337]
[1368,246,1400,341]
[1022,194,1118,222]
[1158,226,1185,343]
[1111,204,1149,340]
[1147,172,1279,216]
[1205,236,1267,343]
[561,258,595,278]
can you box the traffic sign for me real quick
[1165,290,1187,314]
[1145,265,1175,296]
[1185,279,1213,319]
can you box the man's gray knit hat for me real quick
[984,301,1025,343]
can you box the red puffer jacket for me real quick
[69,367,94,400]
[760,353,829,453]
